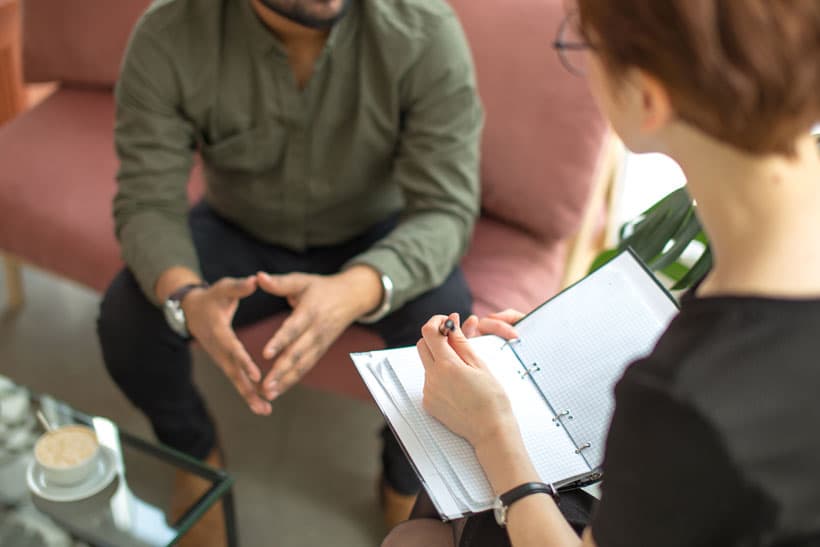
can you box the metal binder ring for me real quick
[552,409,572,424]
[574,442,592,454]
[501,338,522,350]
[518,363,541,379]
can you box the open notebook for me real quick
[351,251,679,520]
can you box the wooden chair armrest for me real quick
[0,0,25,125]
[560,131,625,288]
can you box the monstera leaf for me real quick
[590,187,711,290]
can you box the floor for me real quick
[0,265,389,546]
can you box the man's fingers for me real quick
[227,367,271,415]
[210,325,261,383]
[264,330,323,398]
[256,272,311,298]
[206,339,270,415]
[271,344,322,397]
[214,276,257,299]
[224,332,261,383]
[261,309,311,364]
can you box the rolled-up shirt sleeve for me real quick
[345,11,483,310]
[113,23,199,304]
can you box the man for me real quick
[96,0,481,539]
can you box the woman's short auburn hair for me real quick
[577,0,820,155]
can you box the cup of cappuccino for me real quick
[34,425,99,486]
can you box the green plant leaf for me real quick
[659,261,689,282]
[588,249,620,273]
[619,188,692,262]
[591,186,715,285]
[671,246,712,290]
[649,212,702,270]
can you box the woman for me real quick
[384,1,820,546]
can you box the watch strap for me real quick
[500,482,559,507]
[358,273,393,324]
[495,482,559,527]
[168,282,210,304]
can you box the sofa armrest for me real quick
[0,0,24,125]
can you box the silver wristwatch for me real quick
[163,283,209,338]
[358,273,394,324]
[493,482,559,527]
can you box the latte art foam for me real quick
[35,426,98,468]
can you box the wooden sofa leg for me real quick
[3,254,24,311]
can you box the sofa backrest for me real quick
[21,0,606,243]
[448,0,607,242]
[21,0,150,87]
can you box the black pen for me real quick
[438,318,455,336]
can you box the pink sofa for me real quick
[0,0,610,400]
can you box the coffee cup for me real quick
[34,425,99,486]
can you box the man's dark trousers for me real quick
[97,202,473,494]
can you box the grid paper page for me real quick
[351,352,464,518]
[367,355,478,510]
[514,252,678,468]
[373,336,588,510]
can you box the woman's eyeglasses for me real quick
[553,12,593,77]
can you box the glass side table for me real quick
[0,378,237,546]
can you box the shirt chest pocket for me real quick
[199,124,287,175]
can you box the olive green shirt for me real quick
[113,0,483,308]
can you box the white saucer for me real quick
[26,446,118,502]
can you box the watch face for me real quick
[493,497,507,527]
[163,300,188,338]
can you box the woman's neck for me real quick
[668,130,820,297]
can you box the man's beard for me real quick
[257,0,351,30]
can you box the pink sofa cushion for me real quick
[22,0,151,86]
[448,0,607,242]
[0,88,203,291]
[0,89,121,287]
[463,217,568,317]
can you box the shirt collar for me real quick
[240,0,358,56]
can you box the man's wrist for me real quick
[178,284,209,317]
[155,266,204,303]
[339,265,385,319]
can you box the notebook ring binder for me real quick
[501,338,522,350]
[552,409,573,426]
[518,363,542,379]
[574,442,592,454]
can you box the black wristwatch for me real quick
[493,482,559,527]
[163,282,210,338]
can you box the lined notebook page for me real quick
[368,336,586,511]
[513,252,678,468]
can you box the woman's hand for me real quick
[461,308,525,340]
[418,313,517,450]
